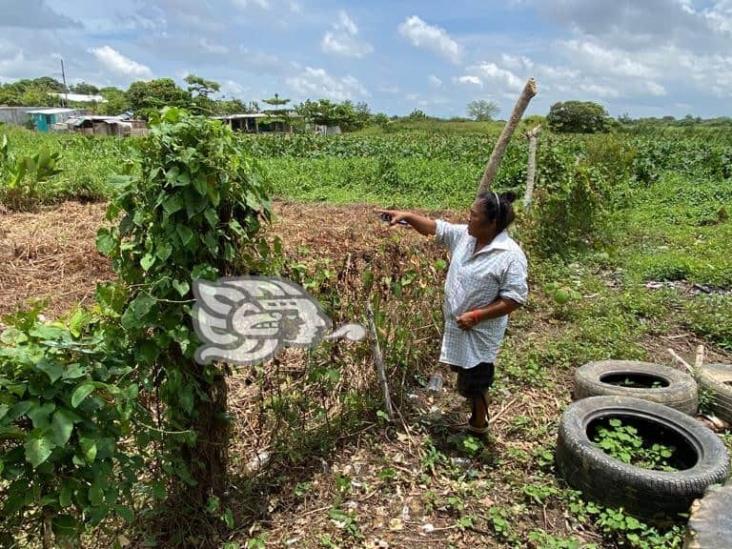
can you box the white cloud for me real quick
[321,10,373,58]
[232,0,270,9]
[561,40,654,78]
[428,74,443,88]
[469,62,524,91]
[199,38,229,55]
[578,83,620,98]
[398,15,461,64]
[220,79,248,97]
[455,75,482,86]
[89,45,152,78]
[500,54,534,72]
[286,66,368,101]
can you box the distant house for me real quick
[0,106,42,126]
[27,108,84,132]
[213,111,300,133]
[54,115,148,137]
[52,92,107,104]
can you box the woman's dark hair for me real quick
[477,190,517,232]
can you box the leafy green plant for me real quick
[593,418,677,471]
[0,306,140,545]
[0,137,63,210]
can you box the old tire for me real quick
[574,360,698,415]
[556,396,729,518]
[685,482,732,548]
[696,363,732,424]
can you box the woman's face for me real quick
[467,199,495,237]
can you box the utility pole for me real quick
[60,58,68,107]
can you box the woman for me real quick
[376,191,528,435]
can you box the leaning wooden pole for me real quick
[476,78,538,197]
[523,124,541,209]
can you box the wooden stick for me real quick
[668,348,694,374]
[366,303,395,421]
[476,78,538,196]
[694,344,705,371]
[523,124,541,209]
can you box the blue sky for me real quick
[1,0,731,118]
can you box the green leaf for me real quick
[62,364,86,380]
[176,224,195,247]
[156,241,173,261]
[80,437,97,463]
[0,404,8,420]
[89,478,104,506]
[140,253,156,271]
[51,408,77,446]
[27,401,56,429]
[52,515,80,538]
[121,294,156,330]
[96,228,117,256]
[71,383,96,408]
[25,435,54,467]
[162,194,185,217]
[59,481,73,508]
[172,279,190,297]
[36,359,64,383]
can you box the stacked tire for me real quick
[556,360,730,518]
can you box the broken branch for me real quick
[476,78,538,197]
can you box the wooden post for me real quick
[476,78,538,197]
[523,125,541,209]
[366,303,395,421]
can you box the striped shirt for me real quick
[435,220,529,369]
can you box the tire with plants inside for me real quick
[556,396,729,517]
[573,360,698,415]
[695,363,732,424]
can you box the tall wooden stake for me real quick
[476,78,538,197]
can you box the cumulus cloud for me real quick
[89,46,153,79]
[469,62,524,91]
[286,66,368,101]
[455,75,482,86]
[398,15,461,64]
[321,11,373,58]
[428,74,443,88]
[0,0,79,29]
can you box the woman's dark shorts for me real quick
[450,362,495,399]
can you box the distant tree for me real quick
[406,109,428,120]
[214,98,250,116]
[296,99,339,126]
[184,74,221,115]
[97,86,130,115]
[71,82,100,95]
[547,100,610,133]
[126,78,191,119]
[467,99,499,121]
[371,112,390,127]
[184,74,220,98]
[31,77,65,93]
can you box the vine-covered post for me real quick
[97,108,275,510]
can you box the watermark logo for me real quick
[192,276,367,365]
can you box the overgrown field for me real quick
[1,122,731,548]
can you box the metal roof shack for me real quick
[55,115,148,137]
[213,112,300,133]
[27,108,84,132]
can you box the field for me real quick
[1,121,732,548]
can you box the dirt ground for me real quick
[1,201,731,548]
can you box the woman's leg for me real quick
[470,393,488,429]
